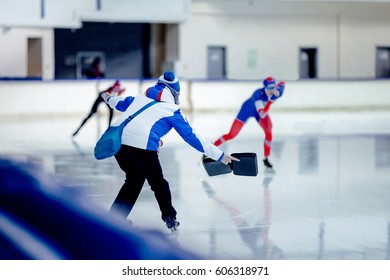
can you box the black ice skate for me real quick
[263,158,275,172]
[165,217,180,232]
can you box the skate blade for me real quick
[169,222,180,233]
[170,227,179,234]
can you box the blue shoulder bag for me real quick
[94,101,157,160]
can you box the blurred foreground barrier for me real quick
[0,157,199,260]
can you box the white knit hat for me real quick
[158,70,180,92]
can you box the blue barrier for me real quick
[0,157,199,260]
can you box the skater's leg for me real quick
[72,97,101,136]
[141,150,179,230]
[145,154,177,222]
[259,116,273,157]
[214,118,244,146]
[112,145,178,229]
[260,116,274,168]
[109,147,145,219]
[214,100,254,146]
[72,113,93,136]
[109,175,144,219]
[108,107,114,127]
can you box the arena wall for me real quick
[0,80,389,119]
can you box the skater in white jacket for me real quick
[103,71,238,231]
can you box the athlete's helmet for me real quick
[263,77,276,90]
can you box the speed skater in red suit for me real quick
[213,77,285,170]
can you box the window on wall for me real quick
[76,52,105,79]
[54,22,151,79]
[376,47,390,78]
[299,48,317,79]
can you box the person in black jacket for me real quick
[72,80,125,137]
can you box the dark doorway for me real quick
[299,48,317,79]
[376,47,390,78]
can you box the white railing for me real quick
[0,79,389,119]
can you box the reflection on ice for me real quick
[0,111,389,259]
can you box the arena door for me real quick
[376,47,390,78]
[207,46,226,79]
[27,38,42,79]
[299,47,317,79]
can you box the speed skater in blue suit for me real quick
[213,77,285,170]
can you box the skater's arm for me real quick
[255,82,285,118]
[253,88,269,115]
[257,101,272,118]
[255,95,272,118]
[171,110,225,162]
[113,96,135,112]
[277,81,285,96]
[104,95,135,112]
[262,101,272,113]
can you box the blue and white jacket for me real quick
[106,83,224,162]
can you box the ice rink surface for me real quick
[1,109,390,260]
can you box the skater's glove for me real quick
[220,153,240,165]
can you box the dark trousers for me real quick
[73,96,113,136]
[110,145,177,222]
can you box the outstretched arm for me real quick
[101,82,133,112]
[171,110,239,164]
[102,81,127,106]
[257,81,286,118]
